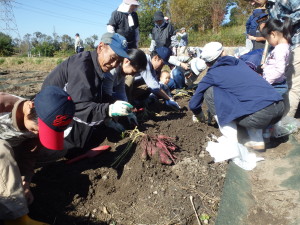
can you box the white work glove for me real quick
[127,113,138,126]
[192,111,206,123]
[109,100,133,117]
[149,40,156,52]
[104,118,125,133]
[166,99,180,111]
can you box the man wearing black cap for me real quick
[0,86,75,225]
[149,11,175,52]
[42,33,134,151]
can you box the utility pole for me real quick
[0,0,21,39]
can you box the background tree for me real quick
[169,0,229,31]
[0,32,14,56]
[60,34,73,52]
[85,34,98,50]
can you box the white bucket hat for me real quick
[201,42,224,62]
[190,58,207,75]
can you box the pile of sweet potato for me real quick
[140,134,179,165]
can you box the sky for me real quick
[5,0,233,43]
[7,0,122,42]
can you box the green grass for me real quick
[56,58,63,65]
[188,25,246,47]
[35,59,43,64]
[11,58,24,65]
[0,58,5,65]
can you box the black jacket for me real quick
[42,51,110,126]
[151,22,175,48]
[108,10,139,48]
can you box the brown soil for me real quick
[2,65,299,225]
[1,69,226,225]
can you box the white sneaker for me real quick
[245,128,265,150]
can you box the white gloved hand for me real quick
[104,118,125,133]
[109,100,133,117]
[192,111,206,123]
[127,113,138,126]
[166,99,180,111]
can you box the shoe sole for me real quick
[244,143,265,151]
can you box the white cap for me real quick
[190,58,207,75]
[201,42,223,62]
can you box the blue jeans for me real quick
[168,68,185,90]
[160,83,172,97]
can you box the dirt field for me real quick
[2,56,300,225]
[0,66,226,224]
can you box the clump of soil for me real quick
[2,70,227,225]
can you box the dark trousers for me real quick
[76,47,84,53]
[64,121,106,152]
[204,87,285,129]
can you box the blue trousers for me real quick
[168,68,185,90]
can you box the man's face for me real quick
[155,20,164,26]
[23,101,39,134]
[129,5,138,13]
[25,118,39,134]
[151,55,164,71]
[97,43,122,72]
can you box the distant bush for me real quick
[57,58,63,65]
[11,58,24,65]
[54,50,73,58]
[16,59,24,64]
[35,59,43,64]
[0,58,5,65]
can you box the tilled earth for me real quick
[1,70,227,225]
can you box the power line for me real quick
[12,1,103,26]
[0,0,21,39]
[41,0,108,17]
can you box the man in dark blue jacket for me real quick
[42,33,134,151]
[189,42,284,150]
